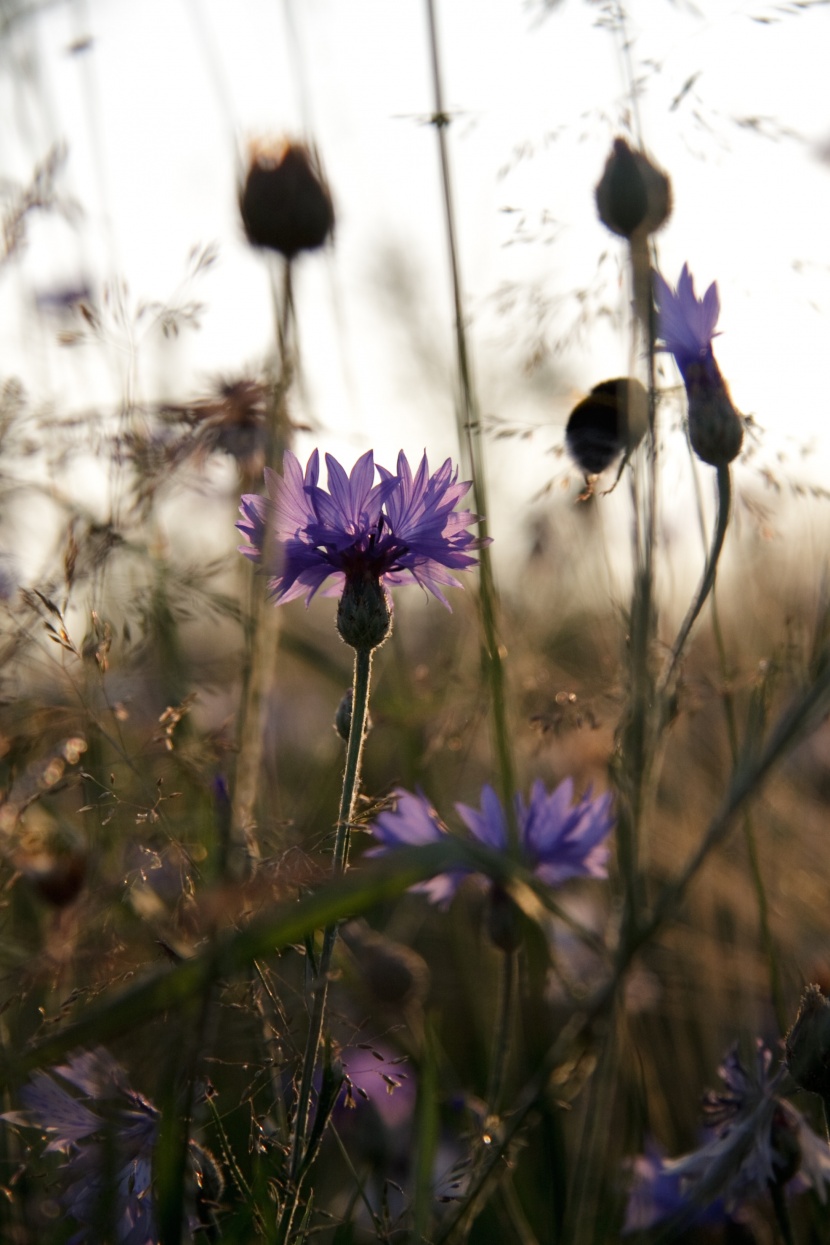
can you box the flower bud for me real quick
[239,140,334,259]
[595,138,671,240]
[565,377,648,475]
[337,575,392,651]
[785,984,830,1097]
[685,362,744,467]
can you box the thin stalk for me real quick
[486,948,516,1118]
[660,464,732,699]
[281,644,373,1233]
[424,0,516,845]
[687,460,785,1031]
[709,595,785,1031]
[615,244,659,948]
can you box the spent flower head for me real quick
[237,449,486,645]
[623,1041,830,1234]
[653,263,743,466]
[367,778,614,910]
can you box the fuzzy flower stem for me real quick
[616,255,660,950]
[284,645,373,1211]
[425,0,517,848]
[661,463,732,698]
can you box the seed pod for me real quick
[565,377,648,475]
[240,140,334,259]
[595,138,671,240]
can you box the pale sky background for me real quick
[1,0,829,593]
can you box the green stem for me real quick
[486,948,516,1118]
[615,241,659,950]
[686,453,784,1029]
[660,463,732,699]
[424,0,517,845]
[281,645,373,1233]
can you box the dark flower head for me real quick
[237,448,486,612]
[239,138,334,259]
[595,137,671,240]
[785,982,830,1097]
[654,263,743,466]
[367,778,614,909]
[623,1041,830,1234]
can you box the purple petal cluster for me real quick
[624,1042,830,1234]
[653,263,743,467]
[7,1049,159,1245]
[653,262,721,386]
[237,448,486,609]
[368,778,614,909]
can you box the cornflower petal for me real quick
[456,785,509,851]
[237,448,485,608]
[369,779,614,908]
[366,789,470,908]
[654,263,743,467]
[654,262,721,379]
[623,1041,830,1232]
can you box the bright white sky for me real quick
[1,0,829,586]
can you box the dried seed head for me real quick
[595,138,671,240]
[239,139,335,259]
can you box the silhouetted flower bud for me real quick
[337,575,392,651]
[595,138,671,240]
[240,140,334,259]
[565,377,648,475]
[785,984,830,1098]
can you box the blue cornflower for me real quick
[237,449,485,610]
[367,779,614,910]
[5,1049,221,1245]
[653,263,743,466]
[623,1042,830,1234]
[623,1141,728,1234]
[6,1049,159,1245]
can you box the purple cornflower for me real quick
[653,263,743,466]
[367,778,614,910]
[623,1042,830,1234]
[237,448,485,610]
[6,1049,159,1244]
[623,1141,728,1233]
[4,1049,221,1245]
